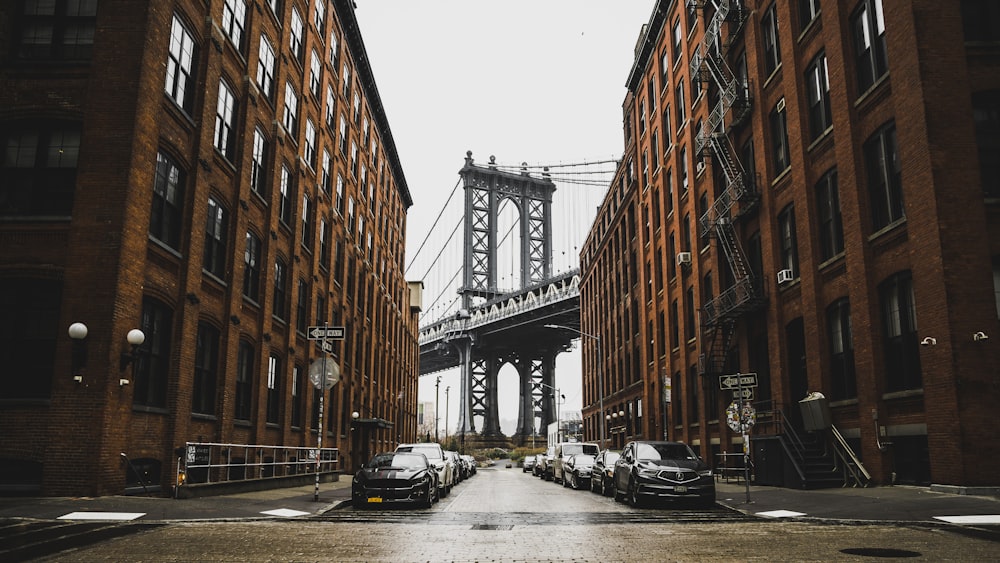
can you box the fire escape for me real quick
[690,0,764,376]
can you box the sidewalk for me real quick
[1,478,998,526]
[714,480,1000,526]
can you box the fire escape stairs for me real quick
[692,0,763,377]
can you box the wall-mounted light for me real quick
[920,336,937,346]
[68,322,88,383]
[973,331,989,342]
[119,329,146,385]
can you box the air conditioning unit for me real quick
[676,252,692,266]
[777,269,794,284]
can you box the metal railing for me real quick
[177,442,338,488]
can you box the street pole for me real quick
[435,375,441,443]
[315,323,328,502]
[543,324,605,448]
[445,386,450,443]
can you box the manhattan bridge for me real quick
[411,151,614,444]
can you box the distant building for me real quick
[580,0,999,487]
[0,0,418,496]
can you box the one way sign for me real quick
[719,373,758,390]
[307,326,345,340]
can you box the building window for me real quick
[203,197,228,278]
[336,174,345,213]
[304,119,317,168]
[778,204,799,279]
[852,0,888,94]
[257,35,276,100]
[680,146,689,192]
[827,298,857,400]
[864,121,903,230]
[283,82,299,136]
[676,79,686,126]
[806,52,832,140]
[165,15,197,112]
[325,85,336,128]
[267,0,281,17]
[273,259,288,320]
[319,217,330,269]
[0,278,60,399]
[301,194,313,250]
[687,365,699,423]
[639,100,647,136]
[672,17,683,64]
[313,0,326,32]
[15,0,97,60]
[235,341,254,421]
[214,80,237,159]
[762,3,781,76]
[1,121,80,216]
[289,6,304,61]
[338,115,347,154]
[243,231,262,301]
[799,0,821,31]
[221,0,246,50]
[321,150,332,194]
[251,127,269,197]
[150,151,185,250]
[309,48,322,98]
[134,297,173,409]
[662,106,672,150]
[341,64,351,98]
[769,99,790,174]
[880,271,921,392]
[815,169,844,261]
[685,286,696,341]
[266,355,282,424]
[972,90,1000,198]
[279,165,293,226]
[193,323,219,415]
[962,0,1000,41]
[291,365,304,428]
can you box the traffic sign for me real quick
[732,388,753,400]
[307,326,345,340]
[309,358,340,389]
[719,373,757,390]
[726,401,756,432]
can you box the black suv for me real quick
[613,440,715,508]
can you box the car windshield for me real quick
[602,452,621,465]
[368,453,427,469]
[635,443,697,461]
[397,445,442,461]
[561,444,599,456]
[572,454,595,466]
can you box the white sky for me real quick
[354,1,656,436]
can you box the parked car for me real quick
[521,455,537,473]
[613,441,715,508]
[396,443,453,498]
[590,449,620,496]
[445,450,462,483]
[532,453,546,477]
[562,453,596,490]
[351,452,438,509]
[461,454,477,476]
[551,442,600,484]
[539,447,556,480]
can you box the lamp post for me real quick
[435,376,441,443]
[68,322,88,383]
[537,381,563,442]
[445,386,450,442]
[544,324,605,448]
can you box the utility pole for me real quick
[445,386,450,442]
[435,376,441,443]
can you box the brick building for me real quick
[0,0,419,496]
[580,0,1000,487]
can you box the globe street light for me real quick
[544,324,605,448]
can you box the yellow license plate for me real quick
[367,497,383,503]
[674,485,688,493]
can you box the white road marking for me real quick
[58,512,145,521]
[933,515,1000,524]
[261,508,311,517]
[756,509,806,518]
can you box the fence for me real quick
[177,442,338,488]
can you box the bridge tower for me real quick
[455,151,560,440]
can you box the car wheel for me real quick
[421,484,433,509]
[627,479,643,508]
[613,482,625,503]
[590,475,599,493]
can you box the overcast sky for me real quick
[354,1,656,436]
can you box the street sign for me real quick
[307,326,345,340]
[726,401,756,432]
[732,388,753,400]
[719,372,758,390]
[309,358,340,389]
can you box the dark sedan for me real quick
[352,452,438,509]
[590,449,620,496]
[613,441,715,508]
[563,453,595,490]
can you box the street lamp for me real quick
[435,376,441,443]
[544,324,605,448]
[537,381,562,442]
[445,386,450,442]
[68,322,88,383]
[119,328,145,387]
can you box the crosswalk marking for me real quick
[933,515,1000,524]
[58,512,146,521]
[261,508,311,517]
[756,509,806,518]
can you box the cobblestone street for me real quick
[27,467,1000,562]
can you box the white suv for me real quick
[396,443,454,497]
[552,442,600,484]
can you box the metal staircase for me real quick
[690,0,764,375]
